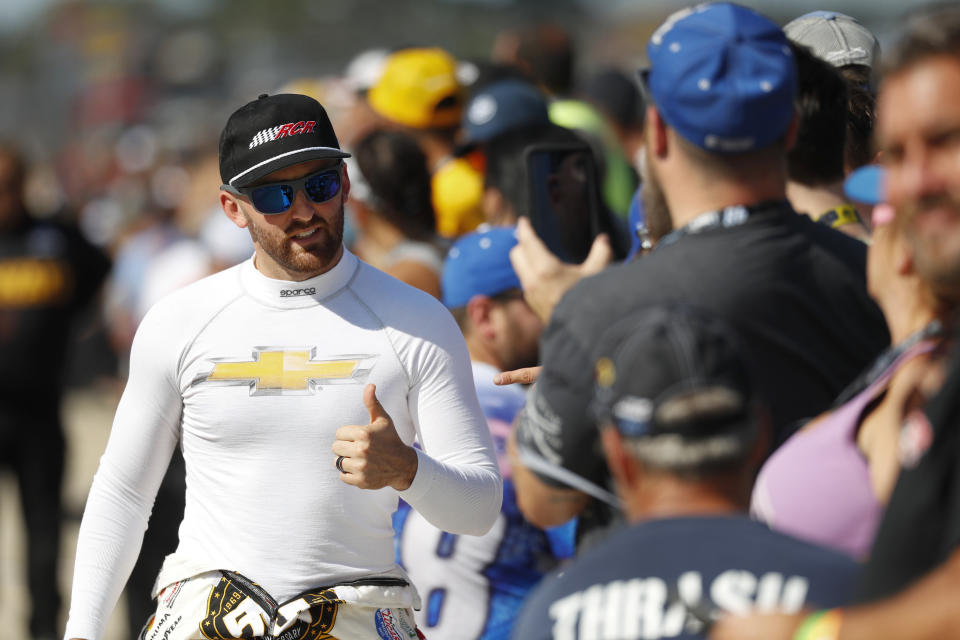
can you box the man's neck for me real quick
[253,245,344,282]
[878,284,939,345]
[417,134,453,173]
[465,334,501,371]
[659,143,789,230]
[786,180,848,219]
[623,472,749,523]
[362,215,404,254]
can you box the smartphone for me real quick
[523,142,602,263]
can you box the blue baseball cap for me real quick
[645,2,796,154]
[844,164,886,205]
[442,226,522,308]
[456,80,550,154]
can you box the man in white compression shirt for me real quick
[64,93,502,640]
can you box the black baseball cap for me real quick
[219,93,350,188]
[591,304,761,469]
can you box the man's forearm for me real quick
[839,549,960,640]
[399,448,502,535]
[64,461,155,640]
[712,549,960,640]
[507,429,590,527]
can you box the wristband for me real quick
[793,608,843,640]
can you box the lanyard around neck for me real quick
[814,204,863,229]
[832,319,945,407]
[655,201,787,251]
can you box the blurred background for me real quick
[0,0,929,638]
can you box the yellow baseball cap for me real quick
[432,157,484,237]
[367,48,464,129]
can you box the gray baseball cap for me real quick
[784,11,880,69]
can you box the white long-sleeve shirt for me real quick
[64,249,502,639]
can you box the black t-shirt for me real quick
[856,343,960,602]
[515,201,889,492]
[512,515,861,640]
[0,217,110,396]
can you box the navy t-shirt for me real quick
[516,202,889,494]
[512,515,860,640]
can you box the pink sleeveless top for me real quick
[751,340,936,558]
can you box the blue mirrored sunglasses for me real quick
[223,163,343,214]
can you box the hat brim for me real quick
[844,164,885,205]
[621,416,758,469]
[230,147,351,187]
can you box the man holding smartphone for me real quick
[508,2,888,536]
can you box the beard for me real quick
[640,147,673,243]
[501,337,540,373]
[245,195,345,277]
[903,193,960,301]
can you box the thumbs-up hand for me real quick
[332,383,419,491]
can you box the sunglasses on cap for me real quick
[222,162,343,214]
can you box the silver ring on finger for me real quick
[336,455,346,473]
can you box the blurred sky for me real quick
[0,0,216,30]
[0,0,934,34]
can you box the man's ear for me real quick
[647,106,669,158]
[220,190,249,229]
[746,406,773,471]
[782,112,800,152]
[340,161,351,202]
[601,425,638,492]
[466,294,496,340]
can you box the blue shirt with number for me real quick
[393,362,576,640]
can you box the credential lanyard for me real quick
[814,204,863,230]
[655,201,784,251]
[832,319,945,407]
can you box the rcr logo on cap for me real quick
[249,121,317,149]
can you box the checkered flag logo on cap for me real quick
[249,126,284,149]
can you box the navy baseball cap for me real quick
[644,2,796,154]
[442,226,521,308]
[219,93,350,188]
[844,164,886,205]
[592,304,760,468]
[455,80,550,155]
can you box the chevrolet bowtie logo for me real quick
[194,349,377,396]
